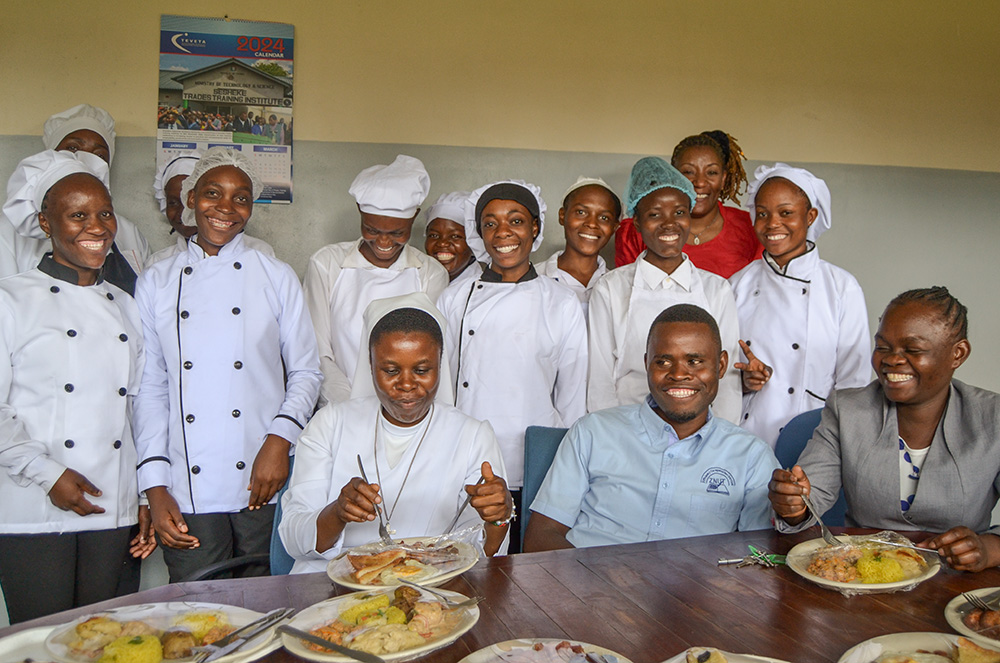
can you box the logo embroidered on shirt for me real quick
[700,467,735,495]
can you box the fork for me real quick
[799,491,840,547]
[397,578,484,609]
[357,454,394,545]
[964,592,993,612]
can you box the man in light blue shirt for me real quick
[524,303,779,550]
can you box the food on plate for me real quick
[97,635,163,663]
[956,636,1000,663]
[346,545,453,585]
[872,637,1000,663]
[306,587,464,655]
[685,648,728,663]
[806,543,927,584]
[964,607,1000,641]
[169,612,233,643]
[70,617,127,658]
[488,641,618,663]
[159,631,197,660]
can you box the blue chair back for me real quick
[773,408,847,527]
[269,456,296,575]
[522,426,568,548]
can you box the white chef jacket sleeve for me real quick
[421,258,450,302]
[303,249,352,407]
[457,419,510,550]
[707,277,742,424]
[436,282,469,401]
[132,274,174,492]
[553,294,588,428]
[833,275,871,389]
[0,296,65,490]
[738,440,782,532]
[267,264,323,444]
[278,404,346,561]
[528,422,589,528]
[586,276,620,413]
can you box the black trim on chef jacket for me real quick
[761,242,816,285]
[137,456,171,469]
[102,243,139,296]
[174,265,197,512]
[38,253,105,285]
[274,414,304,430]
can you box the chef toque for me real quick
[179,147,263,227]
[153,150,202,215]
[424,190,470,228]
[42,104,117,164]
[349,155,430,219]
[3,149,110,239]
[464,180,547,262]
[561,176,622,220]
[746,163,832,241]
[623,157,696,218]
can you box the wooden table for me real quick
[3,527,997,662]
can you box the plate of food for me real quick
[44,602,273,663]
[281,585,478,662]
[458,639,632,663]
[326,536,479,590]
[945,588,1000,648]
[660,647,789,663]
[0,626,58,663]
[786,533,940,593]
[837,632,1000,662]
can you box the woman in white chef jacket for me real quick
[132,148,322,582]
[280,292,513,573]
[437,180,589,552]
[729,164,870,447]
[303,155,449,407]
[0,151,152,623]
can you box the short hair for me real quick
[368,307,443,351]
[886,286,969,340]
[646,303,722,353]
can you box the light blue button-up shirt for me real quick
[530,396,779,548]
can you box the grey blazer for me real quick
[780,379,1000,536]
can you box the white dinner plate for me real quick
[660,647,788,663]
[945,587,1000,648]
[44,601,274,663]
[281,586,478,662]
[0,626,57,662]
[837,631,1000,663]
[326,537,479,590]
[786,536,940,593]
[458,639,632,663]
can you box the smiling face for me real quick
[645,320,727,438]
[55,129,111,164]
[634,188,691,273]
[872,300,970,409]
[37,173,117,286]
[558,185,619,258]
[674,145,725,219]
[480,198,538,282]
[164,173,196,238]
[359,211,415,268]
[371,330,441,426]
[188,165,253,256]
[425,217,473,280]
[753,177,817,267]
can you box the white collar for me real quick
[635,251,694,292]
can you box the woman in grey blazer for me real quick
[769,287,1000,572]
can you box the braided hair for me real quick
[671,130,748,204]
[887,286,969,341]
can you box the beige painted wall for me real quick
[3,1,998,172]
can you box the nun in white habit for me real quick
[729,163,870,447]
[279,292,512,574]
[303,155,449,407]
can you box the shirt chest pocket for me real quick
[684,493,741,535]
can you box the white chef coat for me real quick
[133,234,322,514]
[587,252,742,423]
[303,241,449,407]
[729,246,870,447]
[0,257,143,533]
[448,259,483,292]
[535,250,606,319]
[148,233,275,265]
[279,396,507,573]
[437,267,588,487]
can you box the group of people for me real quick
[155,106,291,145]
[1,103,998,627]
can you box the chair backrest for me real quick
[521,426,568,548]
[269,457,296,576]
[773,408,848,527]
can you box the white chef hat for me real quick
[350,292,454,405]
[349,155,430,219]
[2,149,110,239]
[746,163,832,242]
[561,176,622,220]
[42,104,117,164]
[424,190,470,229]
[179,147,263,227]
[463,180,546,262]
[153,150,203,215]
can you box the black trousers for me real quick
[0,525,135,624]
[159,505,275,583]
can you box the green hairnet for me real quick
[624,156,696,218]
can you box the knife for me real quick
[277,624,386,663]
[199,608,294,662]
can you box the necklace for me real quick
[690,211,723,246]
[372,405,434,532]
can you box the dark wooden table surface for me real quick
[3,527,998,663]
